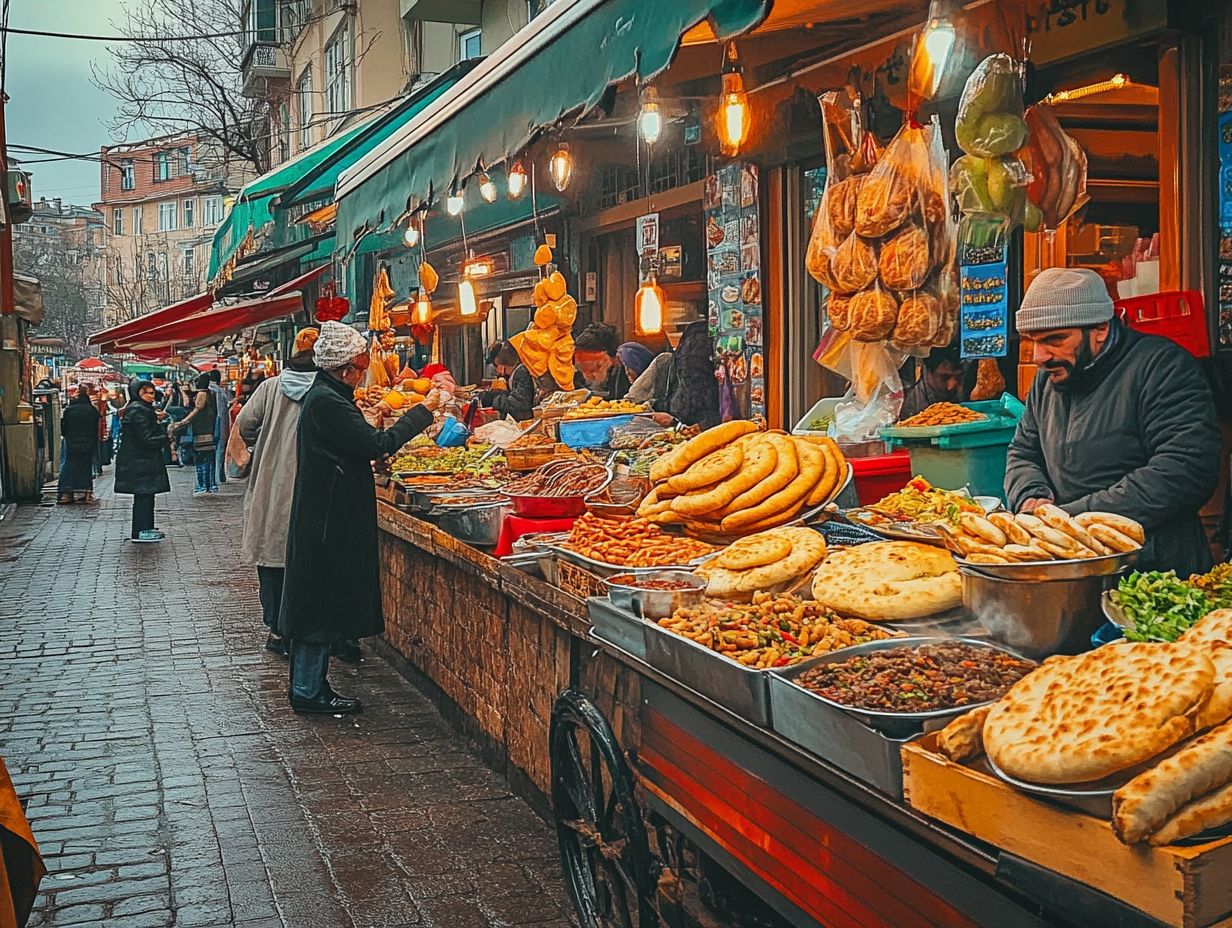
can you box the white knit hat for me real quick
[313,320,368,370]
[1016,267,1114,333]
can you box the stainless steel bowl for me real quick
[956,548,1139,582]
[962,568,1119,658]
[436,501,510,546]
[604,571,707,620]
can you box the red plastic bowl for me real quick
[506,494,587,518]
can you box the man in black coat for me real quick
[114,380,172,542]
[279,322,438,715]
[1006,268,1220,575]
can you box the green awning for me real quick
[335,0,770,246]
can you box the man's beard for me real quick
[1044,337,1095,390]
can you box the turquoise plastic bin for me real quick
[881,394,1023,502]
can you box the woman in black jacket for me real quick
[58,387,102,504]
[279,322,439,714]
[114,380,171,542]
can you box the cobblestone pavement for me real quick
[0,465,576,928]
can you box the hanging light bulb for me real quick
[638,87,663,145]
[446,186,465,216]
[477,171,497,203]
[413,290,433,325]
[402,219,420,248]
[634,277,666,336]
[507,160,527,199]
[458,279,478,317]
[907,0,963,106]
[715,42,750,156]
[549,141,573,192]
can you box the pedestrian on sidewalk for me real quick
[57,387,101,505]
[114,380,171,542]
[171,374,219,494]
[280,321,439,714]
[236,328,319,658]
[209,370,230,485]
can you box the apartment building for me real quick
[94,134,241,326]
[240,0,546,168]
[11,197,107,333]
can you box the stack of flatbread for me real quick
[695,527,827,600]
[637,422,848,538]
[810,541,962,621]
[935,609,1232,845]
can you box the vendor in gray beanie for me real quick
[1005,267,1220,575]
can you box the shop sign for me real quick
[1217,94,1232,349]
[636,211,659,283]
[1027,0,1167,66]
[959,239,1009,360]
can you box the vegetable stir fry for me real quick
[862,476,983,526]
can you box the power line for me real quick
[0,25,246,43]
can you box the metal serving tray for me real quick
[955,548,1139,582]
[587,596,649,661]
[546,543,709,579]
[771,637,1033,738]
[642,620,772,727]
[767,669,911,798]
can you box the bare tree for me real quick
[13,235,104,359]
[93,0,269,174]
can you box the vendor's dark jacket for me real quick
[60,398,101,454]
[279,371,432,643]
[113,384,171,496]
[488,364,535,421]
[1005,321,1219,575]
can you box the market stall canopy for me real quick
[76,357,111,370]
[207,65,472,285]
[12,273,43,325]
[87,292,214,349]
[334,0,772,247]
[116,292,306,352]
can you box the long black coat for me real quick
[279,372,433,643]
[113,386,171,496]
[60,398,101,453]
[1006,322,1220,575]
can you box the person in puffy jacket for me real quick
[114,380,171,542]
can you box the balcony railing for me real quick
[240,41,291,97]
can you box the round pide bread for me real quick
[983,642,1215,785]
[810,541,960,621]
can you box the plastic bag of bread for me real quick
[806,90,880,289]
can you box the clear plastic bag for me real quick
[955,54,1027,158]
[1023,103,1089,230]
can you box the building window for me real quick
[146,252,157,281]
[324,24,352,125]
[281,0,309,40]
[244,0,277,44]
[182,248,195,279]
[157,201,177,232]
[154,150,172,182]
[183,198,195,228]
[132,205,143,233]
[202,196,223,226]
[120,160,135,191]
[459,27,481,60]
[112,207,123,235]
[296,66,313,151]
[277,103,291,164]
[178,147,191,175]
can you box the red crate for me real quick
[1114,290,1210,358]
[850,450,913,505]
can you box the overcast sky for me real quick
[6,0,125,206]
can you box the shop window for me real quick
[1025,41,1181,298]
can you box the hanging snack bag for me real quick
[1023,103,1090,230]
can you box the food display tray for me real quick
[546,543,708,579]
[642,619,772,727]
[766,669,911,798]
[770,637,1029,739]
[587,596,649,660]
[879,394,1024,441]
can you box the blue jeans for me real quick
[195,455,218,492]
[290,641,329,700]
[215,424,227,483]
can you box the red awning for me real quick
[116,291,306,352]
[87,292,213,348]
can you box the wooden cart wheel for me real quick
[551,689,656,928]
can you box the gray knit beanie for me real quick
[1016,267,1114,333]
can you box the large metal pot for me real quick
[436,501,510,547]
[961,568,1121,658]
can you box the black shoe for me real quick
[290,692,362,715]
[264,633,289,657]
[331,640,362,664]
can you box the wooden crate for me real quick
[902,734,1232,928]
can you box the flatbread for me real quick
[1113,718,1232,844]
[987,512,1032,547]
[1035,504,1105,555]
[712,531,793,570]
[721,440,821,531]
[805,437,844,508]
[670,437,777,518]
[668,443,744,494]
[983,643,1215,785]
[1148,780,1232,846]
[698,527,826,598]
[1076,511,1146,545]
[720,435,799,516]
[1181,609,1232,647]
[937,706,991,762]
[810,541,961,621]
[1086,523,1140,554]
[649,420,757,483]
[961,513,1007,547]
